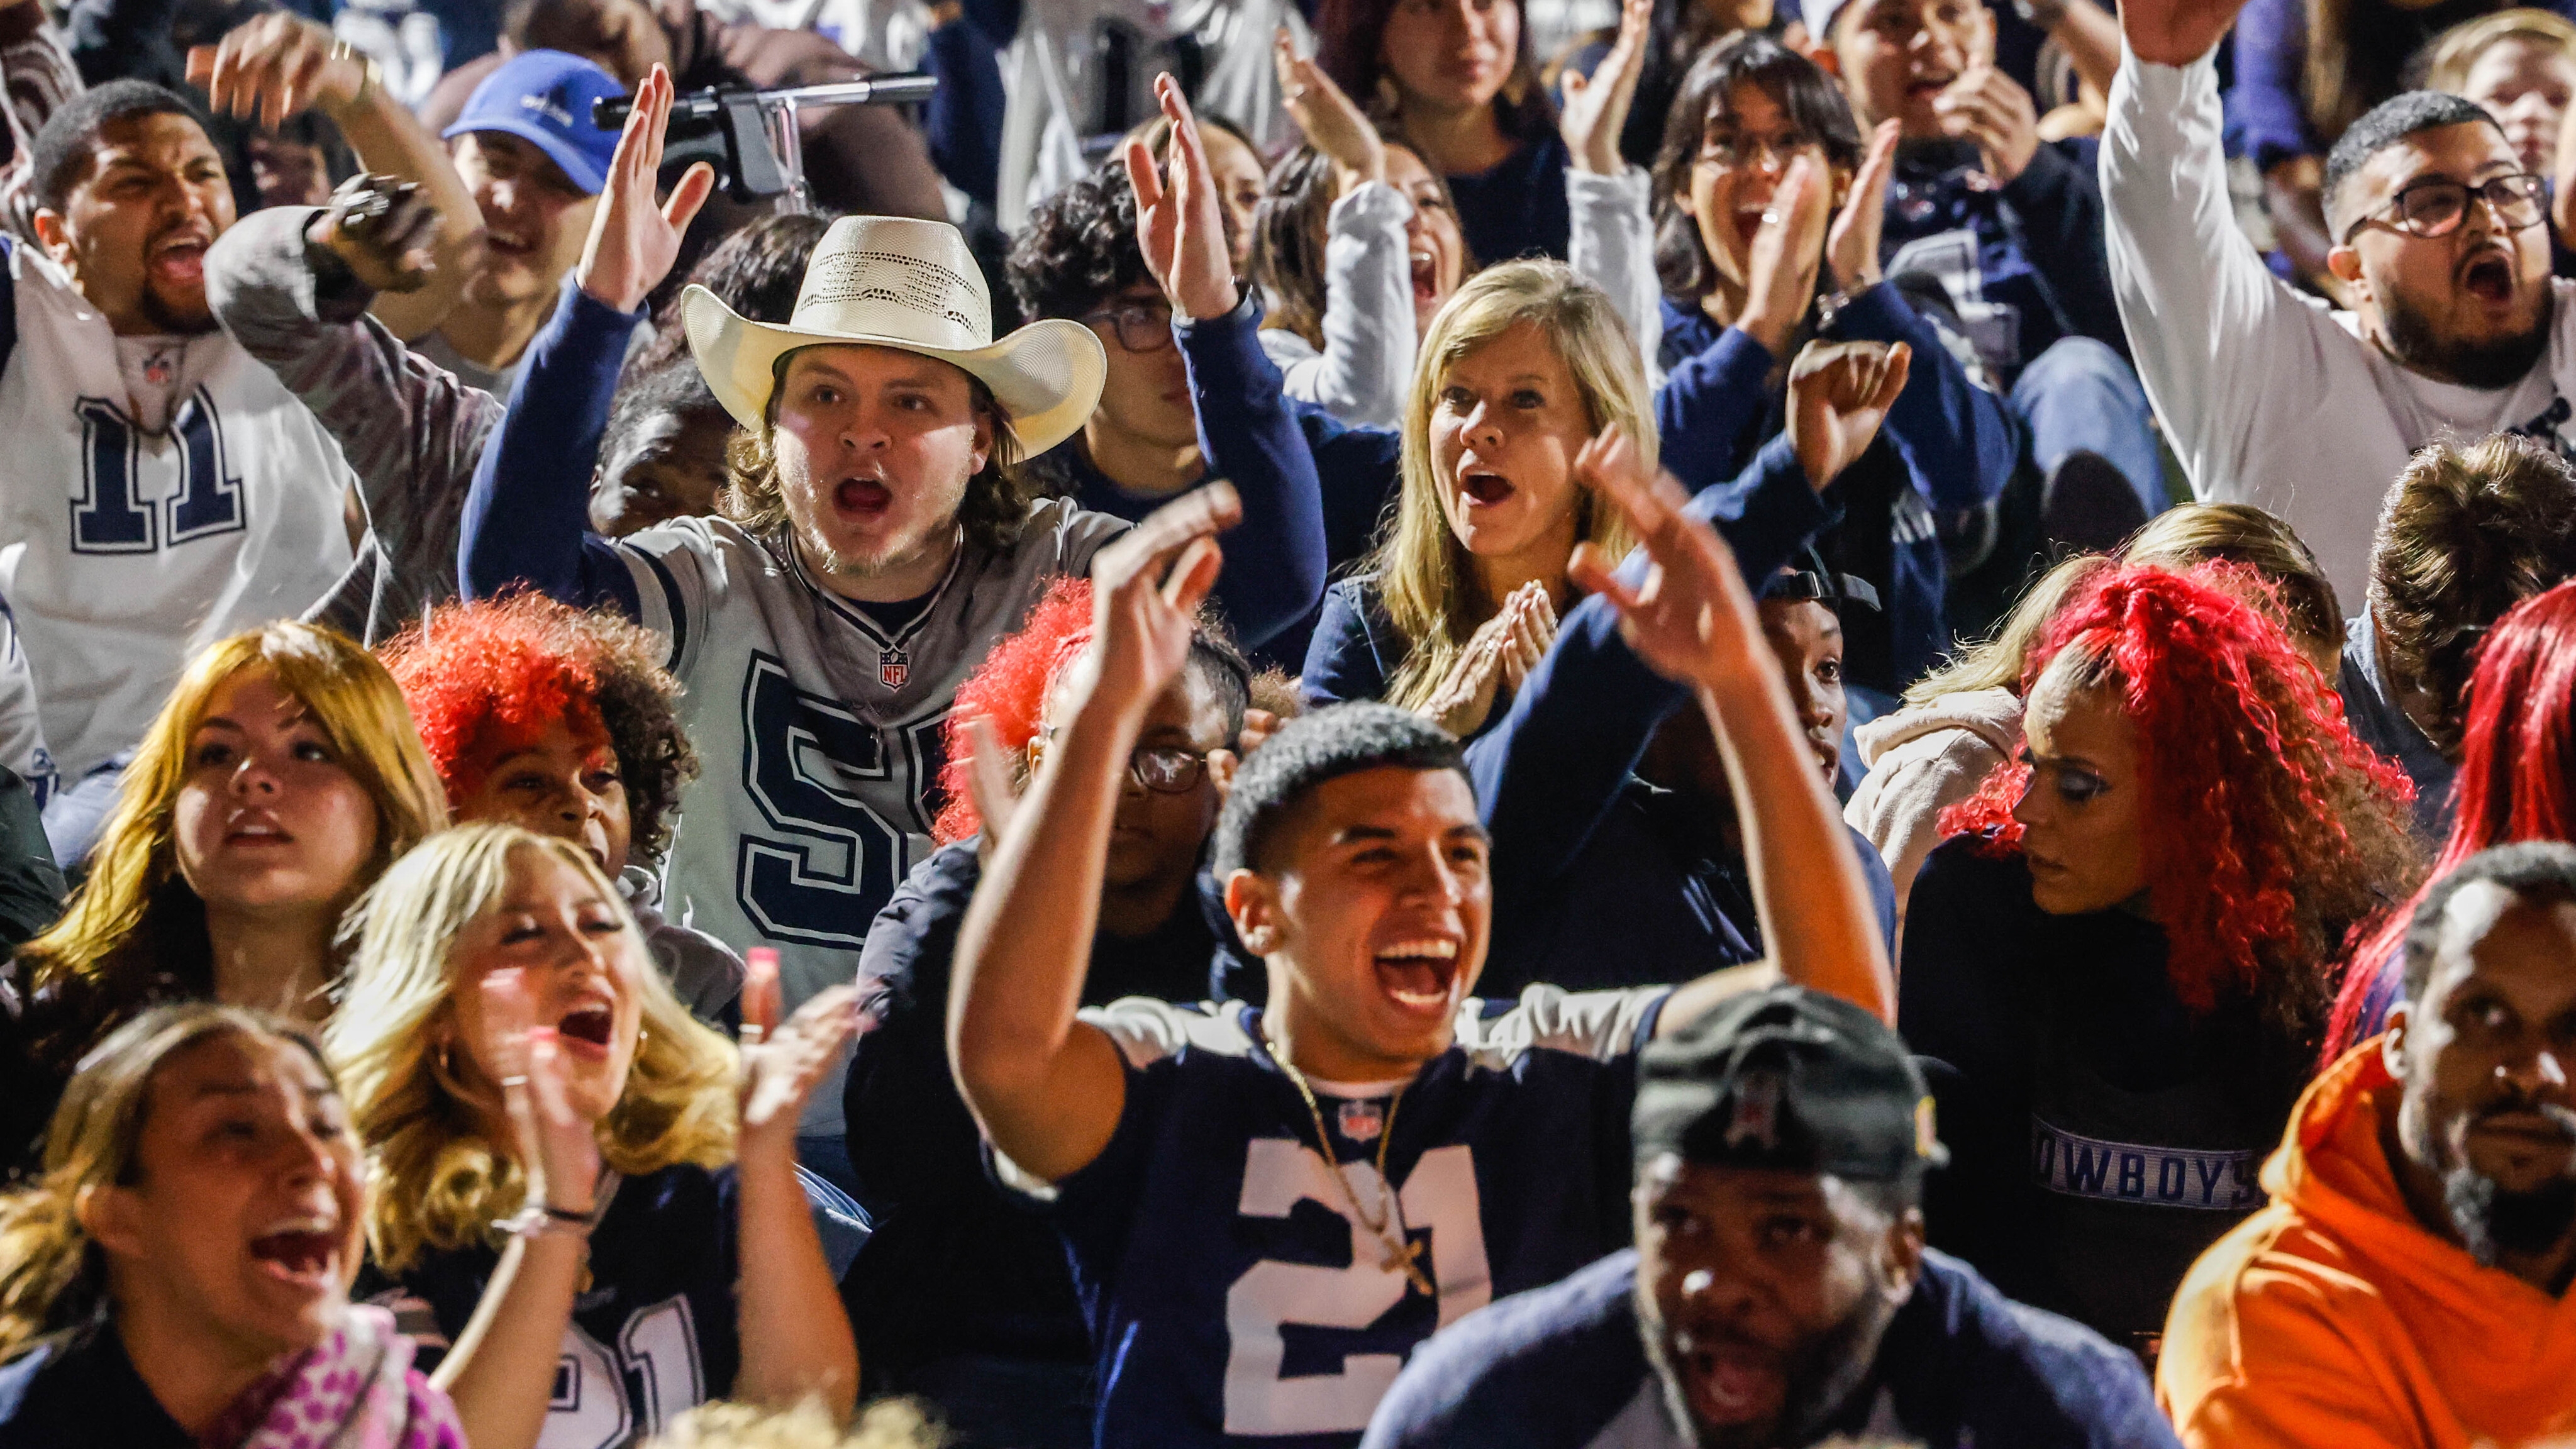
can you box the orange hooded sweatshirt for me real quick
[2157,1040,2576,1448]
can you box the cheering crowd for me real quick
[0,0,2573,1439]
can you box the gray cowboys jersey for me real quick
[618,497,1128,1134]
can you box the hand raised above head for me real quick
[1558,0,1652,177]
[1124,74,1241,322]
[1077,482,1241,715]
[2121,0,2248,69]
[575,64,718,314]
[186,12,365,128]
[1275,30,1385,189]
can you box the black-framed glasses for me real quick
[1080,301,1175,354]
[2341,172,2548,244]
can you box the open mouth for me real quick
[1459,469,1514,507]
[150,235,208,286]
[1908,73,1955,103]
[1679,1334,1786,1428]
[834,477,893,517]
[558,1005,615,1054]
[1733,207,1767,244]
[247,1223,339,1287]
[1372,936,1460,1014]
[486,228,536,259]
[1411,247,1439,303]
[2462,251,2517,304]
[225,814,293,847]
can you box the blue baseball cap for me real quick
[441,50,625,196]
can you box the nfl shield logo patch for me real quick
[878,648,909,689]
[1336,1097,1385,1143]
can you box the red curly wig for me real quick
[2324,579,2576,1055]
[1939,564,2420,1033]
[377,593,699,859]
[931,577,1096,845]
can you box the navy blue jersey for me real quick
[0,1328,191,1448]
[360,1163,744,1449]
[1002,985,1668,1448]
[1358,1248,2178,1449]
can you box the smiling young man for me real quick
[0,82,366,865]
[460,66,1324,1192]
[1357,985,2173,1449]
[2159,841,2576,1448]
[2108,0,2576,606]
[948,428,1898,1447]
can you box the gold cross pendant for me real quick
[1384,1239,1434,1297]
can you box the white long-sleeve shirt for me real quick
[2102,47,2576,606]
[1257,165,1663,427]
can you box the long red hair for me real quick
[930,579,1094,845]
[1940,565,2419,1035]
[2324,580,2576,1054]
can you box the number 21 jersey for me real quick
[1000,985,1668,1449]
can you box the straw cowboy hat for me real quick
[682,215,1106,457]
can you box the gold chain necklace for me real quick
[1270,1038,1435,1297]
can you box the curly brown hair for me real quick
[378,594,699,862]
[2371,433,2576,755]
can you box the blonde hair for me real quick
[2125,502,2345,653]
[2424,8,2576,93]
[650,1399,947,1449]
[326,824,738,1272]
[1375,260,1653,711]
[1903,553,2111,707]
[0,1004,325,1363]
[12,624,447,1067]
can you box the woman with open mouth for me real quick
[326,823,861,1449]
[381,593,745,1030]
[0,1002,464,1448]
[0,622,448,1179]
[1898,562,2421,1352]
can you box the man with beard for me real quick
[0,81,361,865]
[2158,840,2576,1448]
[1358,986,2170,1449]
[2107,0,2576,608]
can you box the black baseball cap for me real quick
[1633,985,1946,1183]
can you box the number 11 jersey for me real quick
[999,985,1670,1449]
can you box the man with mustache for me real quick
[1358,987,2172,1449]
[2109,0,2576,608]
[2158,841,2576,1448]
[0,82,362,865]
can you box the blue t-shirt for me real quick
[1357,1246,2179,1449]
[0,1326,191,1448]
[1005,986,1669,1448]
[361,1163,748,1449]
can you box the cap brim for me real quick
[440,116,611,194]
[679,284,1108,458]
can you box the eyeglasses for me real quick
[1696,132,1821,172]
[2340,172,2548,244]
[1080,302,1176,354]
[1030,733,1210,794]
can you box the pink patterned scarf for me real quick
[199,1304,465,1449]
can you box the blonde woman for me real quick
[0,622,446,1172]
[0,1003,463,1447]
[328,823,858,1449]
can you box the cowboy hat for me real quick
[682,215,1107,457]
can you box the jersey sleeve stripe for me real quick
[636,547,692,670]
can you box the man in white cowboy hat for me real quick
[459,63,1326,1185]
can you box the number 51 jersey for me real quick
[615,500,1127,1136]
[999,984,1670,1449]
[0,236,357,779]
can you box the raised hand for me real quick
[1825,120,1899,293]
[1077,482,1241,716]
[1787,339,1911,492]
[306,173,443,293]
[1736,154,1829,358]
[1275,30,1384,190]
[961,716,1024,858]
[1558,0,1652,177]
[483,967,601,1217]
[1567,426,1763,691]
[1419,583,1545,736]
[2122,0,2247,68]
[1497,582,1559,692]
[1124,74,1240,321]
[1933,67,2040,184]
[187,12,365,127]
[576,64,718,313]
[738,950,865,1164]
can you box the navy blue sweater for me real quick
[1882,136,2123,377]
[457,280,1328,652]
[1358,1246,2180,1449]
[1655,282,2017,692]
